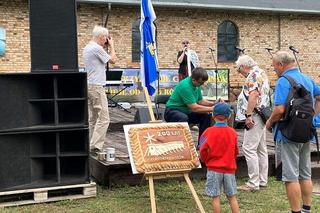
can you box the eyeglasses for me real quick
[182,41,189,45]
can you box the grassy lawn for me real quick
[1,177,320,213]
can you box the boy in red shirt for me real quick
[199,102,239,213]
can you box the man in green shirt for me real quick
[164,67,215,147]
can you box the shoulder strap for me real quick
[281,75,297,87]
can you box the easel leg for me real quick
[148,176,157,213]
[184,173,206,213]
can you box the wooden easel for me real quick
[145,170,205,213]
[143,87,205,213]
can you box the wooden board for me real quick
[91,107,320,186]
[0,182,96,207]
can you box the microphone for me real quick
[208,47,215,51]
[265,47,273,51]
[289,46,299,53]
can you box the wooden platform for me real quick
[0,182,96,208]
[90,107,320,186]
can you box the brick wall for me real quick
[0,0,29,72]
[1,1,320,86]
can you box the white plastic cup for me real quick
[106,148,115,161]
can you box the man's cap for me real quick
[213,102,232,117]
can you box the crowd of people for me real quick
[83,25,320,213]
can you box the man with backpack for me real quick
[266,51,320,213]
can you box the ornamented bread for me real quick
[128,123,200,174]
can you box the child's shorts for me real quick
[204,170,237,197]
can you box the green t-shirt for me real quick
[166,77,203,114]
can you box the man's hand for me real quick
[183,46,188,52]
[265,119,272,132]
[214,98,224,105]
[107,36,114,48]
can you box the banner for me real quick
[106,68,229,101]
[140,0,158,96]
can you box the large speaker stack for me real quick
[30,0,78,71]
[0,0,89,192]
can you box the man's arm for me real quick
[314,95,320,115]
[187,103,213,113]
[265,105,285,132]
[107,37,117,64]
[177,50,186,64]
[197,99,215,107]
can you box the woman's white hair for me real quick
[92,25,108,38]
[235,55,257,69]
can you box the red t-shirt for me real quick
[199,124,239,174]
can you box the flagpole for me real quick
[154,47,160,95]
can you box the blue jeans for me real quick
[205,170,237,197]
[164,108,211,146]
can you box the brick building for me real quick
[0,0,320,87]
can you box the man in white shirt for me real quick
[83,25,117,153]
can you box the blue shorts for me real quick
[204,170,237,197]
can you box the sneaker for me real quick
[237,184,259,192]
[259,184,267,188]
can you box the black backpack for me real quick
[278,75,315,143]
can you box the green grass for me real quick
[1,177,320,213]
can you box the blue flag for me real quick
[140,0,158,96]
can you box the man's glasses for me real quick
[182,41,189,45]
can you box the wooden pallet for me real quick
[0,182,96,208]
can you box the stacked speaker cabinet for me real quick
[29,0,78,72]
[0,72,89,192]
[0,0,89,192]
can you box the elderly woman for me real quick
[235,55,270,192]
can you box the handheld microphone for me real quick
[208,47,215,51]
[289,46,299,54]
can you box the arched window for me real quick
[132,19,141,62]
[217,21,238,62]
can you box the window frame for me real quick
[132,19,141,62]
[217,20,239,63]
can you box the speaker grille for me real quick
[29,0,78,71]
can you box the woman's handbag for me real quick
[254,106,272,124]
[243,90,273,124]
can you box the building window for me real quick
[217,21,238,62]
[132,19,141,62]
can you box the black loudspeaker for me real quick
[134,107,159,124]
[0,72,89,192]
[29,0,78,71]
